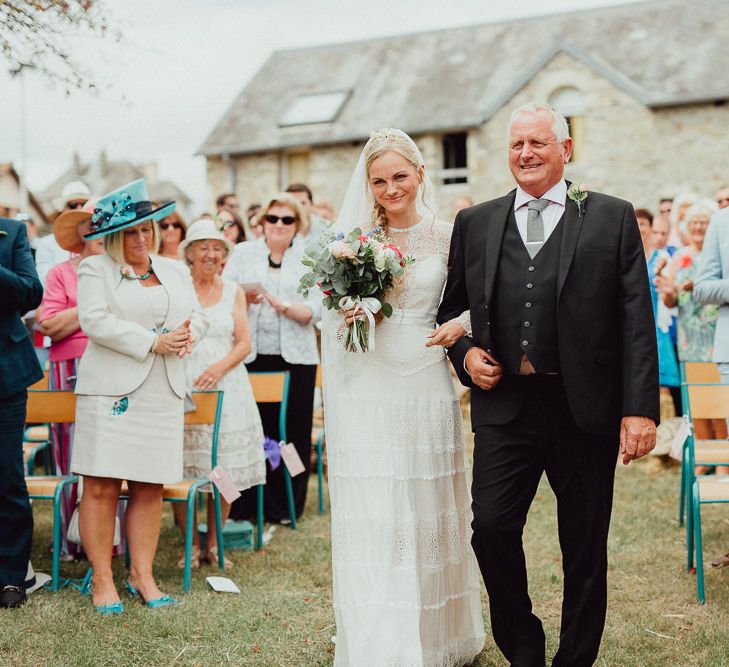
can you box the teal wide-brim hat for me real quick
[84,179,176,240]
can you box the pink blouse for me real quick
[38,260,88,363]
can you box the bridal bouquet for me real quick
[299,226,413,352]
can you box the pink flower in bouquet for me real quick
[358,235,369,242]
[329,240,357,259]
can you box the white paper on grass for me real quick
[206,576,240,593]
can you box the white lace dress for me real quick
[183,280,266,490]
[323,219,485,667]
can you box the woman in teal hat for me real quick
[71,180,208,614]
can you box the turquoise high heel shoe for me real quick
[125,581,179,609]
[94,601,124,616]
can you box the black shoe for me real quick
[0,585,27,609]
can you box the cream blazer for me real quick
[75,254,208,398]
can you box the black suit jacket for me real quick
[0,218,43,398]
[437,184,659,434]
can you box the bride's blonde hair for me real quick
[363,129,431,230]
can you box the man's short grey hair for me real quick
[508,103,570,143]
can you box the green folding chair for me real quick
[119,390,225,593]
[25,390,79,591]
[678,361,729,526]
[248,371,297,547]
[684,383,729,603]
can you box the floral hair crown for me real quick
[366,128,425,167]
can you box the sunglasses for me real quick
[159,222,182,230]
[67,201,86,210]
[264,214,297,225]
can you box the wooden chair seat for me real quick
[163,480,204,500]
[25,425,50,441]
[695,440,729,465]
[697,477,729,502]
[26,476,69,498]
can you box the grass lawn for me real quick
[3,455,729,665]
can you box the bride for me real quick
[322,128,485,666]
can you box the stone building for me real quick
[39,151,193,221]
[200,0,729,217]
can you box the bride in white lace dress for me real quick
[322,129,485,666]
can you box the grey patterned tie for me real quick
[526,198,549,259]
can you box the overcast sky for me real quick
[1,0,647,214]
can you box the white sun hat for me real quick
[178,218,235,260]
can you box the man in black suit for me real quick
[0,217,43,608]
[438,103,659,667]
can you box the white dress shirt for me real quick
[513,179,567,251]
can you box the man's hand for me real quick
[620,416,656,464]
[465,347,503,391]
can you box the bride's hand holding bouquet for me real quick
[298,225,413,352]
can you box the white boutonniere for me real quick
[567,183,589,218]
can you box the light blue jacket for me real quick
[694,208,729,362]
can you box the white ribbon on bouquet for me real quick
[338,296,382,352]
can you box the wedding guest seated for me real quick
[655,199,727,467]
[172,219,265,568]
[37,199,106,559]
[71,179,207,614]
[157,211,187,260]
[224,193,321,523]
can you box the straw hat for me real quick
[53,198,98,253]
[178,218,234,260]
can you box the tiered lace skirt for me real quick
[326,351,485,666]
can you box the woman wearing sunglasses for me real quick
[223,193,321,523]
[157,211,187,260]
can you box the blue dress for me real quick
[647,250,680,387]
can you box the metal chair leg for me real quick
[212,486,225,569]
[679,445,687,525]
[692,481,705,604]
[316,433,324,515]
[283,468,297,529]
[256,485,264,550]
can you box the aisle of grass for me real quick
[2,458,729,665]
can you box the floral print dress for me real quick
[674,247,720,362]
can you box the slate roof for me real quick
[199,0,729,157]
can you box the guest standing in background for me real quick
[218,207,246,245]
[172,219,266,568]
[0,216,43,608]
[224,193,320,523]
[37,199,106,559]
[71,180,207,614]
[285,183,328,248]
[655,200,727,457]
[157,211,187,260]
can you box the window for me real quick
[279,92,349,127]
[548,87,586,162]
[441,132,468,185]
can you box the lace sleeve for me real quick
[451,310,472,337]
